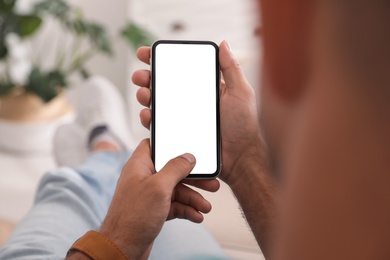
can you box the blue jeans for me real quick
[0,152,227,260]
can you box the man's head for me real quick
[257,2,390,258]
[258,0,390,171]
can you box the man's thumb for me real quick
[156,154,196,188]
[219,40,249,88]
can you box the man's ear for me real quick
[260,0,313,102]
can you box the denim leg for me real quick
[150,219,229,260]
[0,151,131,260]
[0,151,228,260]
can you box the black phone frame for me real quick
[150,40,221,179]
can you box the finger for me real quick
[136,87,151,107]
[140,108,151,130]
[122,139,153,178]
[173,184,212,214]
[219,40,249,89]
[154,154,196,189]
[136,47,151,65]
[168,202,204,223]
[182,179,220,193]
[126,139,150,160]
[132,70,150,88]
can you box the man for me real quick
[3,0,390,259]
[107,1,390,259]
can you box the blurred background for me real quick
[0,0,263,259]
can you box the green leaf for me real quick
[0,81,13,96]
[0,40,8,59]
[33,0,112,56]
[0,21,7,59]
[85,23,112,54]
[33,0,70,21]
[0,0,16,13]
[47,70,67,88]
[26,68,66,102]
[121,23,155,51]
[68,20,112,55]
[79,68,90,79]
[26,67,58,102]
[16,15,42,37]
[72,19,88,35]
[0,14,41,54]
[1,13,19,40]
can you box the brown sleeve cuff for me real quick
[68,230,127,260]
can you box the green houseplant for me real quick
[0,0,154,121]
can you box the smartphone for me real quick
[151,40,221,179]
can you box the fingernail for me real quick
[225,41,231,51]
[225,41,236,59]
[181,153,195,164]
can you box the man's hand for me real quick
[133,42,277,257]
[99,139,220,259]
[133,41,267,186]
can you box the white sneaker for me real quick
[72,76,133,150]
[53,122,88,167]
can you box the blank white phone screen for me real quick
[154,43,218,175]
